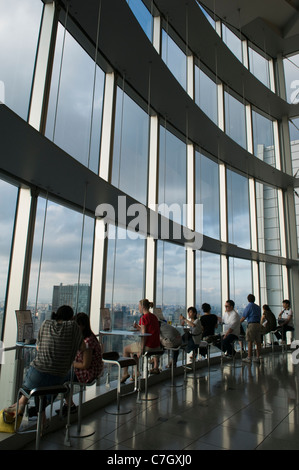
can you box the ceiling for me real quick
[200,0,299,57]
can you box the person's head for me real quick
[139,299,154,313]
[55,305,74,321]
[202,303,211,314]
[247,294,255,303]
[263,304,272,313]
[187,306,197,319]
[74,312,92,338]
[282,299,291,309]
[225,300,235,311]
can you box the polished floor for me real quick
[19,349,299,452]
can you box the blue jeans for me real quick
[22,366,67,410]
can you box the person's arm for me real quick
[281,310,292,326]
[180,315,196,328]
[74,348,92,369]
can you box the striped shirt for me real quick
[32,320,83,377]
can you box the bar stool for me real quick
[16,384,69,450]
[137,349,164,401]
[164,346,184,388]
[102,351,138,414]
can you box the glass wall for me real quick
[195,251,221,316]
[195,151,220,239]
[229,257,252,316]
[289,118,299,254]
[248,46,270,88]
[265,263,283,315]
[127,0,153,42]
[256,182,281,256]
[224,90,247,149]
[161,28,187,90]
[252,110,276,166]
[112,87,149,205]
[158,126,187,226]
[194,64,218,125]
[0,0,43,120]
[156,240,186,325]
[283,53,299,104]
[27,197,94,336]
[222,24,243,62]
[45,23,105,174]
[0,179,19,338]
[227,169,251,249]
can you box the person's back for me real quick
[141,312,160,348]
[75,333,103,383]
[160,322,182,349]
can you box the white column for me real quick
[186,143,195,307]
[153,15,161,54]
[98,72,116,182]
[252,261,260,305]
[187,55,194,100]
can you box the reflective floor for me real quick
[20,351,299,451]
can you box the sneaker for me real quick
[150,368,160,375]
[242,357,252,363]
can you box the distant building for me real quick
[52,283,90,314]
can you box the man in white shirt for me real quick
[219,300,240,357]
[276,300,294,344]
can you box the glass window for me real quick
[196,251,221,316]
[289,118,299,254]
[195,151,220,239]
[222,24,243,62]
[158,126,187,226]
[156,240,186,325]
[229,257,252,316]
[283,53,299,104]
[45,23,105,174]
[0,179,18,337]
[161,29,187,90]
[252,110,276,167]
[194,65,218,125]
[0,0,43,120]
[196,2,216,28]
[127,0,153,42]
[248,46,270,88]
[112,87,149,205]
[265,263,283,315]
[27,197,94,336]
[227,169,251,249]
[224,91,247,149]
[256,182,281,256]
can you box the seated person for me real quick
[154,309,182,368]
[5,305,84,428]
[260,304,277,344]
[274,300,294,344]
[173,307,202,364]
[211,300,240,357]
[200,303,218,357]
[59,312,103,415]
[121,299,161,382]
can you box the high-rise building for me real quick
[52,283,90,314]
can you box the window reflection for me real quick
[222,24,243,62]
[0,0,43,120]
[158,126,187,226]
[0,179,18,337]
[195,151,220,239]
[112,87,149,205]
[161,28,187,90]
[227,169,251,249]
[45,23,105,174]
[252,110,276,166]
[156,240,186,325]
[229,257,252,316]
[126,0,153,42]
[248,46,270,88]
[256,182,281,256]
[224,91,247,149]
[265,263,283,314]
[195,65,218,125]
[27,197,94,336]
[196,251,221,316]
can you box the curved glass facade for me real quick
[0,0,298,413]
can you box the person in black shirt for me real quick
[199,303,218,357]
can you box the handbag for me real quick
[0,409,23,433]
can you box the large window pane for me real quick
[224,91,247,149]
[195,65,218,125]
[158,126,186,226]
[156,241,186,325]
[161,29,187,90]
[0,0,43,120]
[27,198,94,336]
[195,151,219,239]
[112,88,149,205]
[252,110,276,167]
[227,170,251,249]
[127,0,153,42]
[265,263,283,315]
[289,118,299,254]
[196,251,221,316]
[45,23,105,174]
[229,257,252,316]
[256,182,281,256]
[248,46,270,88]
[222,24,243,62]
[0,179,18,337]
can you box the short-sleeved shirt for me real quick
[200,314,218,336]
[281,308,294,327]
[74,334,103,383]
[140,312,160,348]
[242,302,261,323]
[32,320,83,377]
